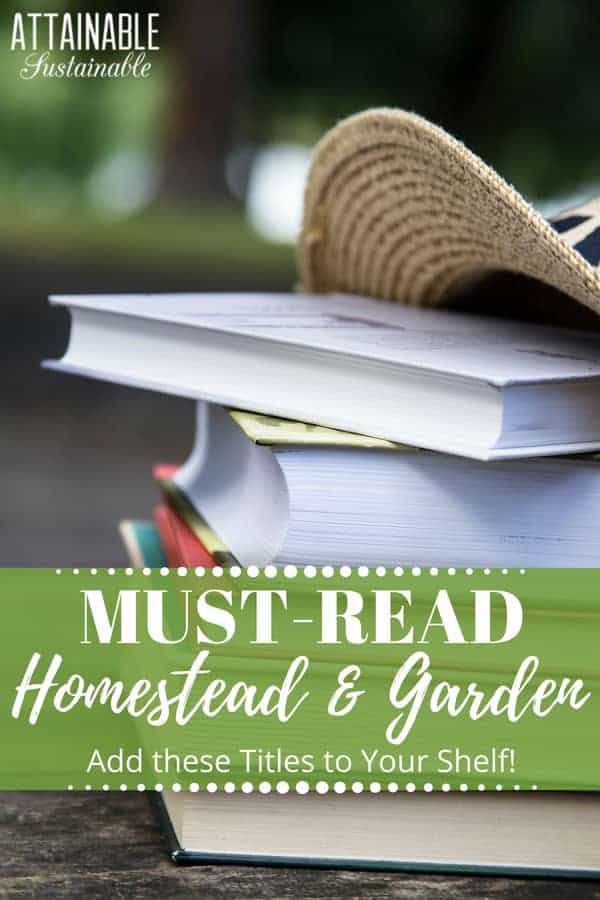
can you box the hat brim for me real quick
[298,108,600,318]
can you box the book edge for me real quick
[151,793,600,878]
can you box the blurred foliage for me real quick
[0,47,164,192]
[0,0,599,223]
[0,202,294,276]
[256,0,600,198]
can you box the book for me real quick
[55,107,600,881]
[160,403,600,567]
[156,790,600,877]
[153,502,216,568]
[153,463,236,566]
[118,520,166,568]
[45,291,600,461]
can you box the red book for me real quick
[153,503,217,568]
[153,462,178,482]
[152,461,234,566]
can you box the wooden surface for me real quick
[0,793,597,898]
[1,260,598,898]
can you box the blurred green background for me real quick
[2,0,600,260]
[2,0,600,564]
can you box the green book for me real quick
[118,520,166,568]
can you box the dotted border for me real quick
[59,566,529,793]
[68,781,538,792]
[56,567,527,577]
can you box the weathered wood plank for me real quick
[0,794,597,898]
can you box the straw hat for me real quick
[298,108,600,319]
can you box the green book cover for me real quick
[119,520,167,568]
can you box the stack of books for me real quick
[47,289,600,876]
[44,107,600,877]
[50,291,600,572]
[124,395,600,571]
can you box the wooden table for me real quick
[0,792,597,898]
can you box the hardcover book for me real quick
[153,502,216,568]
[159,403,600,567]
[46,290,600,461]
[156,790,600,877]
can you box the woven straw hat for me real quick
[298,108,600,320]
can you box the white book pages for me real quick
[51,292,600,385]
